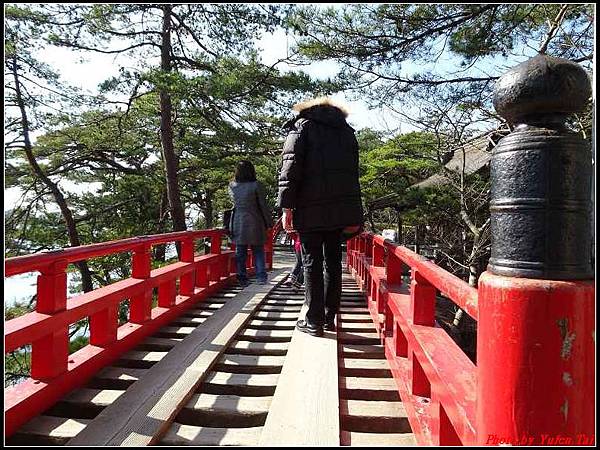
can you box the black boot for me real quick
[296,319,323,337]
[323,320,336,332]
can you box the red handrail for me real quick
[5,229,221,277]
[4,227,274,437]
[373,234,478,320]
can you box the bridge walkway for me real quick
[7,247,416,446]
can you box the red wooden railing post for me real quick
[386,250,403,286]
[130,243,152,323]
[31,259,69,379]
[372,239,384,266]
[179,238,196,296]
[193,238,210,288]
[90,303,119,347]
[195,263,209,288]
[409,268,435,402]
[345,238,353,272]
[158,279,177,307]
[410,269,435,327]
[210,231,222,255]
[208,231,222,282]
[265,227,274,271]
[228,242,237,276]
[360,236,368,289]
[347,238,354,274]
[477,55,594,445]
[371,240,385,311]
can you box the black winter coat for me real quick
[276,104,363,232]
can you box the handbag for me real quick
[223,208,234,235]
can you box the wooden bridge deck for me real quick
[7,249,416,446]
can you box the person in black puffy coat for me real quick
[277,97,363,336]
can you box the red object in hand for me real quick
[289,232,302,253]
[283,209,294,232]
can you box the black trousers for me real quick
[299,229,343,326]
[290,248,304,285]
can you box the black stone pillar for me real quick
[488,54,593,279]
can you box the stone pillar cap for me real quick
[493,54,591,122]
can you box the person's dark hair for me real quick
[234,160,257,182]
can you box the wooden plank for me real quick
[183,393,271,415]
[170,316,208,326]
[203,371,280,388]
[340,344,385,358]
[209,292,238,298]
[94,366,147,382]
[18,416,90,442]
[259,304,339,446]
[247,319,296,329]
[340,301,366,307]
[216,354,285,368]
[62,388,124,407]
[192,303,225,310]
[238,329,292,339]
[341,358,390,370]
[156,326,197,335]
[341,376,398,391]
[139,337,183,350]
[341,430,417,446]
[339,322,377,330]
[339,313,373,321]
[160,424,262,446]
[254,311,298,320]
[181,310,213,318]
[227,340,289,354]
[338,307,370,314]
[202,298,228,304]
[119,350,168,362]
[258,304,302,311]
[341,399,408,418]
[263,299,304,306]
[67,270,288,446]
[339,331,380,340]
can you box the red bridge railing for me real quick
[4,227,275,437]
[347,233,477,445]
[347,231,595,445]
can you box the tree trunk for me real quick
[203,189,214,228]
[159,4,187,241]
[366,207,376,233]
[396,208,402,244]
[455,236,484,327]
[153,189,169,262]
[11,55,93,293]
[415,225,421,254]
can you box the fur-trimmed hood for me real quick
[284,96,352,130]
[292,96,350,117]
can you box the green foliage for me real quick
[5,3,331,290]
[359,130,439,205]
[289,4,594,135]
